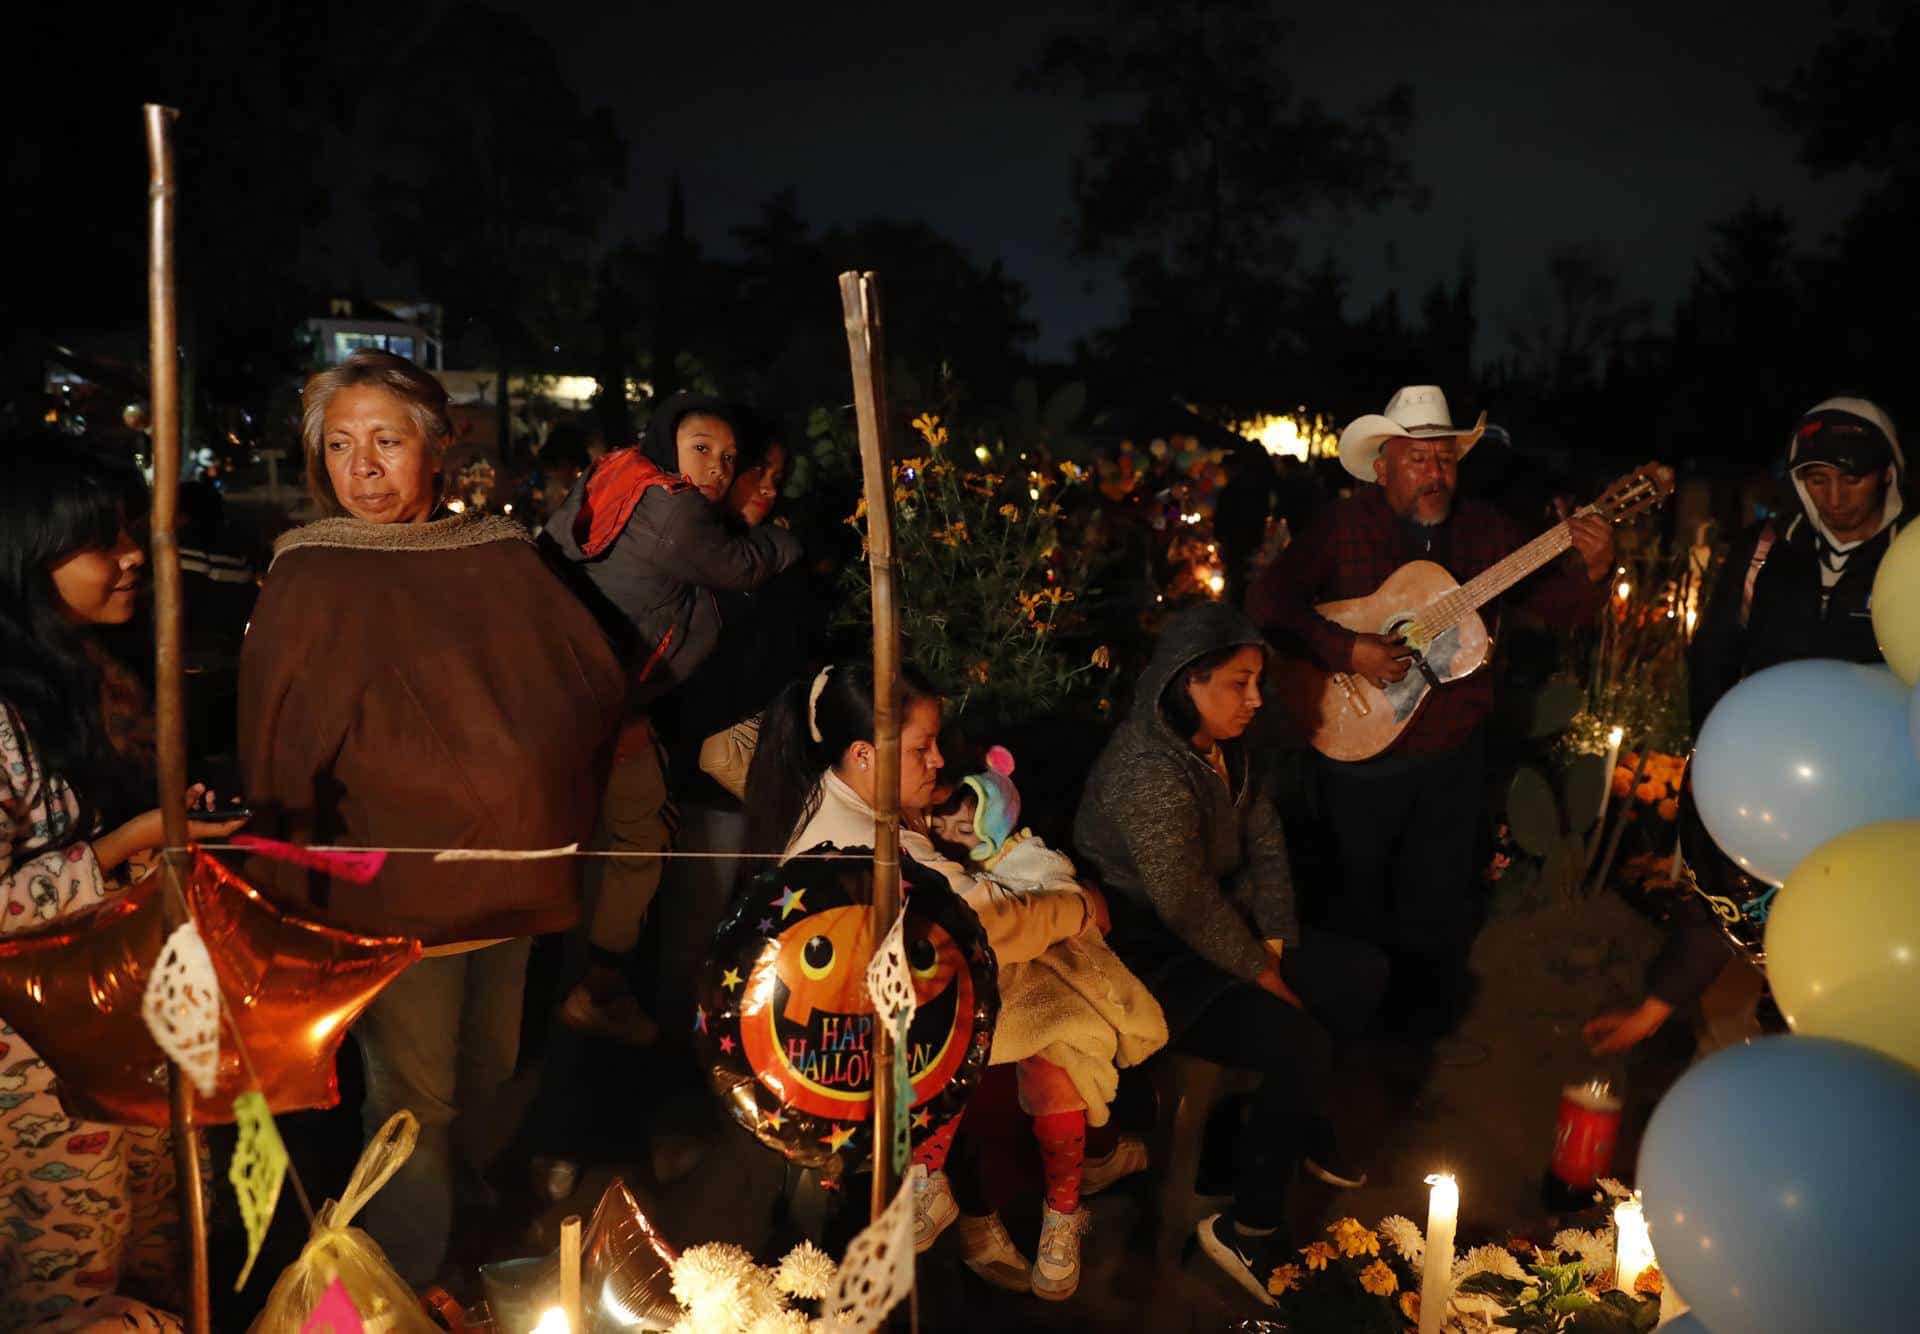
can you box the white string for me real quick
[197,842,860,863]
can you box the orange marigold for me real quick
[1398,1291,1420,1324]
[1268,1263,1304,1296]
[1636,1266,1665,1296]
[1301,1242,1338,1271]
[1358,1260,1399,1297]
[1329,1219,1381,1259]
[1657,798,1680,822]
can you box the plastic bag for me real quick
[250,1112,439,1333]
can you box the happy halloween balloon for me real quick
[0,850,420,1126]
[696,847,997,1180]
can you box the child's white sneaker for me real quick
[1030,1205,1090,1300]
[912,1168,959,1252]
[955,1211,1031,1292]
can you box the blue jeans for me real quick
[354,938,532,1284]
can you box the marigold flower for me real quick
[1611,768,1632,798]
[1635,1266,1665,1296]
[1398,1291,1420,1323]
[1058,461,1085,483]
[1657,798,1679,822]
[1267,1263,1304,1296]
[845,496,868,526]
[1358,1260,1398,1296]
[910,413,948,449]
[999,504,1020,520]
[1091,645,1112,669]
[969,661,990,684]
[1329,1219,1381,1259]
[1301,1242,1337,1271]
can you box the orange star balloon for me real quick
[0,850,420,1126]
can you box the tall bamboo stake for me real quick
[146,102,213,1334]
[838,272,904,1221]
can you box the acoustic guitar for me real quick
[1271,463,1675,761]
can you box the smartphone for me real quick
[197,805,253,823]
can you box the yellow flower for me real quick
[1267,1264,1304,1296]
[844,496,868,526]
[1058,460,1086,483]
[1358,1260,1399,1297]
[910,413,949,449]
[969,661,990,684]
[1330,1219,1381,1259]
[1635,1266,1665,1297]
[1301,1242,1337,1271]
[1398,1291,1420,1324]
[933,521,970,548]
[1091,645,1112,669]
[893,486,912,507]
[999,504,1020,520]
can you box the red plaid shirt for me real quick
[1249,486,1607,758]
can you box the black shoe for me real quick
[1195,1213,1281,1308]
[1302,1119,1368,1189]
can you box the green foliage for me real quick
[837,414,1098,727]
[1501,678,1607,904]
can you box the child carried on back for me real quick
[925,746,1168,1299]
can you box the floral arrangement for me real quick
[838,413,1100,725]
[1608,749,1688,824]
[1258,1213,1662,1334]
[1561,538,1705,762]
[666,1239,838,1334]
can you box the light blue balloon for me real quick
[1911,675,1920,766]
[1639,1036,1920,1334]
[1658,1317,1713,1334]
[1692,660,1920,885]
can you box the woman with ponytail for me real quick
[743,661,1107,1296]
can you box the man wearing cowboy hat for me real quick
[1251,385,1613,1038]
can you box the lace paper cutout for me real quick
[140,920,221,1097]
[818,1165,917,1333]
[230,1090,290,1289]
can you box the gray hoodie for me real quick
[1073,604,1298,1017]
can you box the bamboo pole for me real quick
[146,102,212,1334]
[559,1213,583,1333]
[838,272,904,1221]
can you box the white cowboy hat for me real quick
[1338,385,1488,481]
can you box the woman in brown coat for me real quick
[239,351,623,1286]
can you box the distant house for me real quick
[300,298,444,370]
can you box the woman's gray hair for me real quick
[300,350,453,515]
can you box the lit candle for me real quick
[531,1308,570,1334]
[1612,1195,1655,1292]
[1418,1173,1458,1334]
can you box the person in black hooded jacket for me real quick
[1074,602,1387,1308]
[1586,395,1909,1054]
[540,392,801,1039]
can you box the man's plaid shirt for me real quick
[1249,485,1607,759]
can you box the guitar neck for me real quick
[1422,521,1577,634]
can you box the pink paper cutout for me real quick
[299,1277,366,1334]
[232,834,387,884]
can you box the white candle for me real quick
[531,1309,570,1334]
[1612,1196,1655,1292]
[1419,1173,1458,1334]
[1598,725,1624,823]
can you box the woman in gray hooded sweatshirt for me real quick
[1074,602,1386,1309]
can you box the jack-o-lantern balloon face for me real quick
[699,851,999,1175]
[739,904,974,1121]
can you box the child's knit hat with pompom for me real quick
[959,746,1020,861]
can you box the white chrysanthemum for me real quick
[1452,1243,1528,1285]
[1551,1228,1615,1278]
[746,1310,810,1334]
[1377,1214,1425,1265]
[1595,1177,1633,1202]
[776,1241,838,1301]
[672,1243,765,1329]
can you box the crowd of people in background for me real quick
[1,346,1909,1326]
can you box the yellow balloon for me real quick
[1873,521,1920,686]
[1766,820,1920,1070]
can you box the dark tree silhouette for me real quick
[1028,0,1422,412]
[367,2,623,461]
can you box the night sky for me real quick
[394,0,1865,362]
